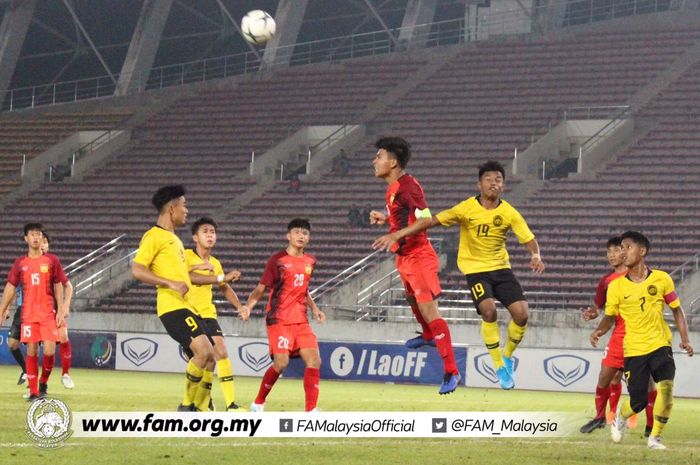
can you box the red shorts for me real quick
[267,322,318,355]
[602,331,624,369]
[396,247,442,303]
[20,320,60,343]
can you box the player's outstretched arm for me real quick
[190,269,240,285]
[671,305,694,356]
[0,282,17,323]
[132,262,189,297]
[372,216,440,252]
[221,284,249,321]
[580,305,600,321]
[307,293,325,323]
[524,239,545,274]
[590,315,615,347]
[369,210,387,225]
[242,283,267,315]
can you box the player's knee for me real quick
[273,358,289,373]
[8,338,19,350]
[629,391,648,413]
[306,356,321,369]
[513,314,528,327]
[479,307,497,322]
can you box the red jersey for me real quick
[7,253,68,323]
[386,174,432,255]
[260,251,316,326]
[594,270,626,337]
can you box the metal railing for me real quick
[564,105,631,120]
[73,249,137,297]
[64,234,127,276]
[310,250,386,300]
[67,129,125,177]
[2,0,676,112]
[670,252,700,284]
[576,105,632,172]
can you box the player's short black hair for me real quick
[42,231,51,244]
[287,218,311,232]
[191,217,218,235]
[23,223,43,236]
[478,160,506,181]
[621,231,650,252]
[606,236,622,248]
[375,136,411,169]
[152,185,186,212]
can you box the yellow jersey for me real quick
[184,249,224,320]
[605,269,680,357]
[435,196,535,274]
[133,226,194,316]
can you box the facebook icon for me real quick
[280,419,293,433]
[330,347,354,376]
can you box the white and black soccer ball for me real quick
[241,10,276,45]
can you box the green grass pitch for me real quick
[1,366,698,465]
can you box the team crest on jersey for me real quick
[305,264,313,275]
[493,215,503,227]
[647,285,658,296]
[389,194,395,205]
[40,264,49,273]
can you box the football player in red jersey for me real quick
[41,232,76,389]
[243,218,325,412]
[0,223,72,400]
[370,136,460,395]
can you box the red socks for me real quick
[304,367,321,411]
[609,382,622,413]
[595,385,611,419]
[60,340,72,375]
[646,389,658,428]
[428,318,458,374]
[27,355,39,396]
[39,354,55,384]
[255,366,281,404]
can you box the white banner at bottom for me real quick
[71,411,580,438]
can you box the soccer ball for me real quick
[241,10,276,45]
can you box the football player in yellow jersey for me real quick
[185,217,250,412]
[374,160,544,390]
[591,231,693,450]
[132,185,216,411]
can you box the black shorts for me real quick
[159,309,212,358]
[465,268,525,312]
[9,306,22,340]
[624,346,675,395]
[201,318,223,338]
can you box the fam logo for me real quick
[543,355,589,387]
[329,347,354,377]
[647,285,658,296]
[238,342,272,372]
[26,398,72,448]
[493,215,503,227]
[121,337,158,366]
[90,335,113,367]
[473,353,519,383]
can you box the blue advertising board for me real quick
[285,341,468,386]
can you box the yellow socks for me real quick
[503,320,526,358]
[481,321,503,369]
[217,358,236,407]
[651,380,673,437]
[183,359,204,407]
